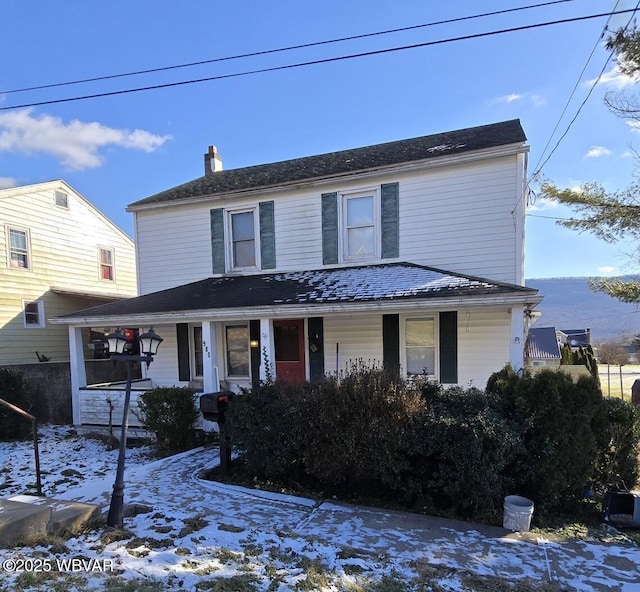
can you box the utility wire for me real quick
[1,8,635,112]
[530,1,640,181]
[530,0,622,180]
[0,0,576,96]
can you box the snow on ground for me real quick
[1,425,640,591]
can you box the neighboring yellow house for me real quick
[0,180,137,365]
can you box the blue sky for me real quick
[1,0,638,279]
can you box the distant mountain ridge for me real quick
[525,277,640,342]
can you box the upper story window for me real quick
[322,183,398,266]
[23,300,45,328]
[8,228,30,269]
[99,247,114,281]
[343,192,377,260]
[55,191,68,208]
[227,208,259,270]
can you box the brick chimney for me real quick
[204,145,223,175]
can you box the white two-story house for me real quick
[54,119,541,430]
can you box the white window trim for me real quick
[339,187,380,263]
[400,314,439,379]
[6,226,32,270]
[98,246,115,282]
[224,206,260,272]
[224,322,251,379]
[23,299,45,329]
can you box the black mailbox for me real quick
[200,390,235,423]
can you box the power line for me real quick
[530,0,622,179]
[1,8,634,112]
[530,1,640,181]
[0,0,576,96]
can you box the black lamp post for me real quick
[105,327,163,529]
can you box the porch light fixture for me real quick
[105,327,163,529]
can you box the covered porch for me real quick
[52,263,541,430]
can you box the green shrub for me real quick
[592,397,640,494]
[0,367,34,441]
[226,380,314,481]
[302,364,426,495]
[136,387,199,454]
[487,366,603,510]
[409,384,522,518]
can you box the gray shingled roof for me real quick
[59,262,537,320]
[526,327,561,359]
[130,119,526,208]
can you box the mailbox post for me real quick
[199,391,234,473]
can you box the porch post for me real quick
[201,320,220,392]
[259,318,275,381]
[68,325,87,426]
[510,307,525,372]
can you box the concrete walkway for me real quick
[58,445,640,592]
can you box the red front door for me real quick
[273,319,306,382]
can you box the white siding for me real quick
[322,314,384,374]
[134,153,524,294]
[457,308,511,388]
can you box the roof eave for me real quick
[127,142,529,213]
[51,290,542,327]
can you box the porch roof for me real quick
[53,263,540,325]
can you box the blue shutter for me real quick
[259,201,276,270]
[210,208,225,274]
[321,192,338,264]
[381,182,399,259]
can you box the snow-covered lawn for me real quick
[1,425,640,591]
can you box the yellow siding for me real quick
[0,181,137,364]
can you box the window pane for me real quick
[193,326,203,377]
[407,347,435,375]
[406,319,435,346]
[347,196,373,225]
[406,318,435,375]
[100,249,113,265]
[24,302,40,325]
[226,325,249,376]
[233,239,256,267]
[232,212,254,240]
[347,227,375,257]
[10,230,27,250]
[9,230,28,268]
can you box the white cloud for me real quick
[585,146,612,158]
[493,92,546,107]
[530,94,546,107]
[598,266,617,275]
[0,176,16,189]
[498,93,522,104]
[0,109,171,170]
[586,64,639,89]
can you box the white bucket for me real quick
[503,495,534,532]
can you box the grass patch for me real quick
[195,574,259,591]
